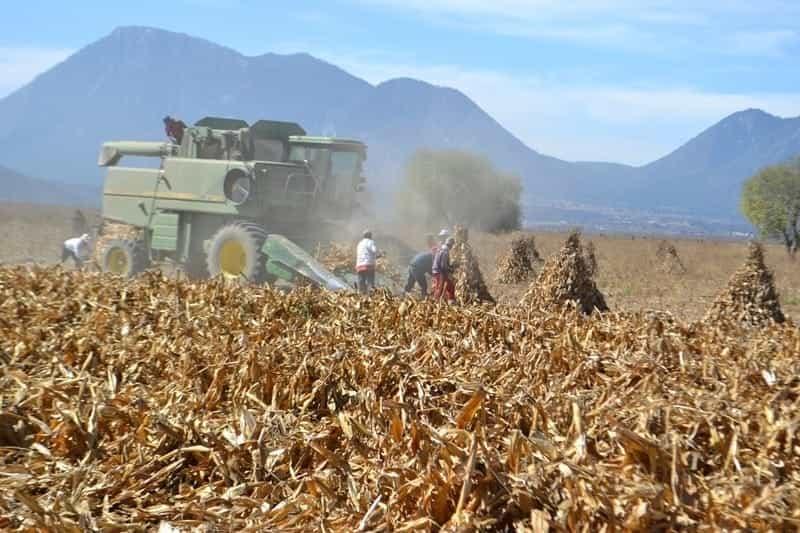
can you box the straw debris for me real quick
[1,266,799,530]
[705,241,785,326]
[450,226,494,305]
[521,231,608,314]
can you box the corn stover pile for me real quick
[521,231,608,314]
[655,240,686,274]
[495,235,541,284]
[705,241,785,326]
[450,226,494,305]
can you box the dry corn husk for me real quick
[705,241,784,326]
[1,265,799,531]
[521,230,607,314]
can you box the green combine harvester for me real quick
[95,116,368,290]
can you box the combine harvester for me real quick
[95,116,380,291]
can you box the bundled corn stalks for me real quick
[655,240,686,274]
[521,230,608,314]
[1,266,799,530]
[495,235,539,284]
[451,226,494,304]
[705,241,785,326]
[522,234,542,265]
[583,240,598,277]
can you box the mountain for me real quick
[0,164,98,206]
[633,109,800,215]
[0,26,798,223]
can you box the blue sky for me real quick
[2,0,799,164]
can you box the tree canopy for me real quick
[741,158,800,255]
[395,149,522,233]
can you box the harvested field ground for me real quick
[3,202,800,321]
[1,267,799,530]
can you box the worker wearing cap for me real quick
[355,230,382,294]
[431,229,449,296]
[61,233,91,269]
[437,228,450,247]
[403,234,438,297]
[432,236,456,301]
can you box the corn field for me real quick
[1,265,798,530]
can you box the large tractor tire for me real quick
[205,222,268,283]
[101,239,149,278]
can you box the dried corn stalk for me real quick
[0,265,798,531]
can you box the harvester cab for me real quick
[95,116,368,290]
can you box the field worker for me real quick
[437,228,450,246]
[355,230,381,294]
[61,233,91,269]
[403,235,438,297]
[432,237,456,301]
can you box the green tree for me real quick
[396,149,523,233]
[741,158,800,256]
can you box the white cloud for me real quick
[0,47,74,97]
[357,0,800,55]
[322,52,800,164]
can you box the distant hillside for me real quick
[0,26,798,222]
[0,165,98,206]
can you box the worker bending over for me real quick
[61,233,91,270]
[404,234,438,297]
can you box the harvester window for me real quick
[252,139,286,162]
[330,151,360,200]
[198,137,224,159]
[288,146,330,178]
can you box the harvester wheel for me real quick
[101,239,148,278]
[206,222,268,283]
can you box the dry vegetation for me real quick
[2,204,800,529]
[1,267,799,530]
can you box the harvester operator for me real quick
[355,230,382,294]
[61,233,91,270]
[163,116,187,144]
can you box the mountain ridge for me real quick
[0,26,798,222]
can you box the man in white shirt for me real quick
[355,230,381,294]
[61,233,91,269]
